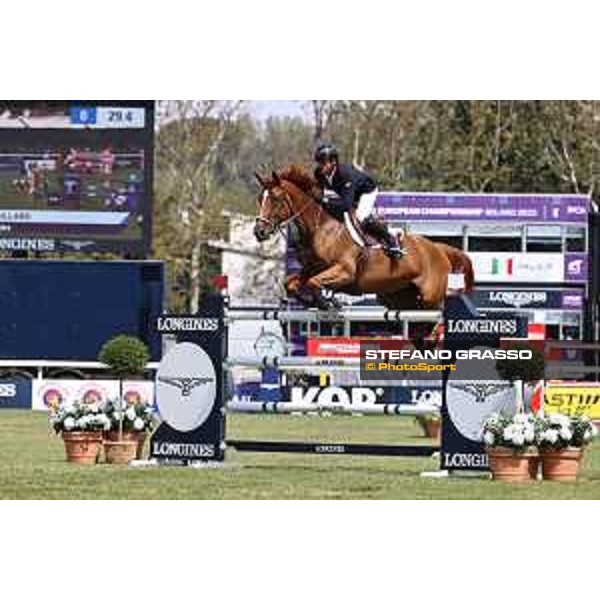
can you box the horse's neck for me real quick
[283,181,357,265]
[283,182,330,240]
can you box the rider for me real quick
[313,143,404,259]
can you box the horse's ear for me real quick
[271,170,281,185]
[254,171,266,187]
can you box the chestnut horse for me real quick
[253,165,474,310]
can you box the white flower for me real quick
[503,428,514,442]
[559,428,572,441]
[549,414,570,426]
[483,431,495,446]
[545,429,559,444]
[524,429,535,443]
[94,414,110,430]
[63,417,76,430]
[512,433,525,446]
[113,411,123,422]
[133,417,145,431]
[125,407,137,421]
[514,414,528,424]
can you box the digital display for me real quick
[0,101,153,256]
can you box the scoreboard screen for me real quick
[0,101,154,256]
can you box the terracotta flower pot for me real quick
[540,447,583,482]
[486,447,533,482]
[104,440,138,465]
[105,431,147,460]
[62,431,103,465]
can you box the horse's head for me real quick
[253,170,295,242]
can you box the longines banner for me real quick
[0,376,32,409]
[441,294,518,472]
[471,289,584,310]
[32,380,154,411]
[150,293,226,464]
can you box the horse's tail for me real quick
[438,243,475,293]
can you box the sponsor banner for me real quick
[0,376,32,409]
[280,385,441,407]
[32,379,154,411]
[564,253,588,283]
[307,338,363,357]
[472,289,584,310]
[150,293,226,464]
[375,193,590,223]
[544,384,600,420]
[471,253,565,283]
[0,238,56,252]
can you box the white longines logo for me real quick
[450,382,512,403]
[488,291,546,308]
[157,376,214,397]
[156,342,217,432]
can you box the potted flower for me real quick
[536,414,597,481]
[50,399,111,465]
[481,412,538,482]
[103,397,156,460]
[98,335,151,464]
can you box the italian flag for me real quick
[491,258,513,276]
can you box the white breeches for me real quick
[355,188,378,222]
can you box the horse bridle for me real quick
[256,184,314,236]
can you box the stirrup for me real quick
[385,244,405,259]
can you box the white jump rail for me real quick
[227,400,439,416]
[227,356,362,369]
[225,308,441,323]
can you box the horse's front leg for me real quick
[305,264,355,309]
[285,273,306,297]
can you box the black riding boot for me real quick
[361,216,404,259]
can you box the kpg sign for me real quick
[285,385,442,407]
[289,385,386,405]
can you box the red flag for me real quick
[530,380,544,415]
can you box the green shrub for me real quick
[496,343,545,383]
[98,335,150,378]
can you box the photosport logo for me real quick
[156,342,216,432]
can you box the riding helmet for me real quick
[314,143,339,163]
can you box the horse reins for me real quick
[257,183,318,237]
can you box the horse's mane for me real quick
[278,164,321,199]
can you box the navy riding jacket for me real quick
[314,163,378,219]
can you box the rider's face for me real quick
[317,160,336,177]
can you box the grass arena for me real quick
[3,410,600,500]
